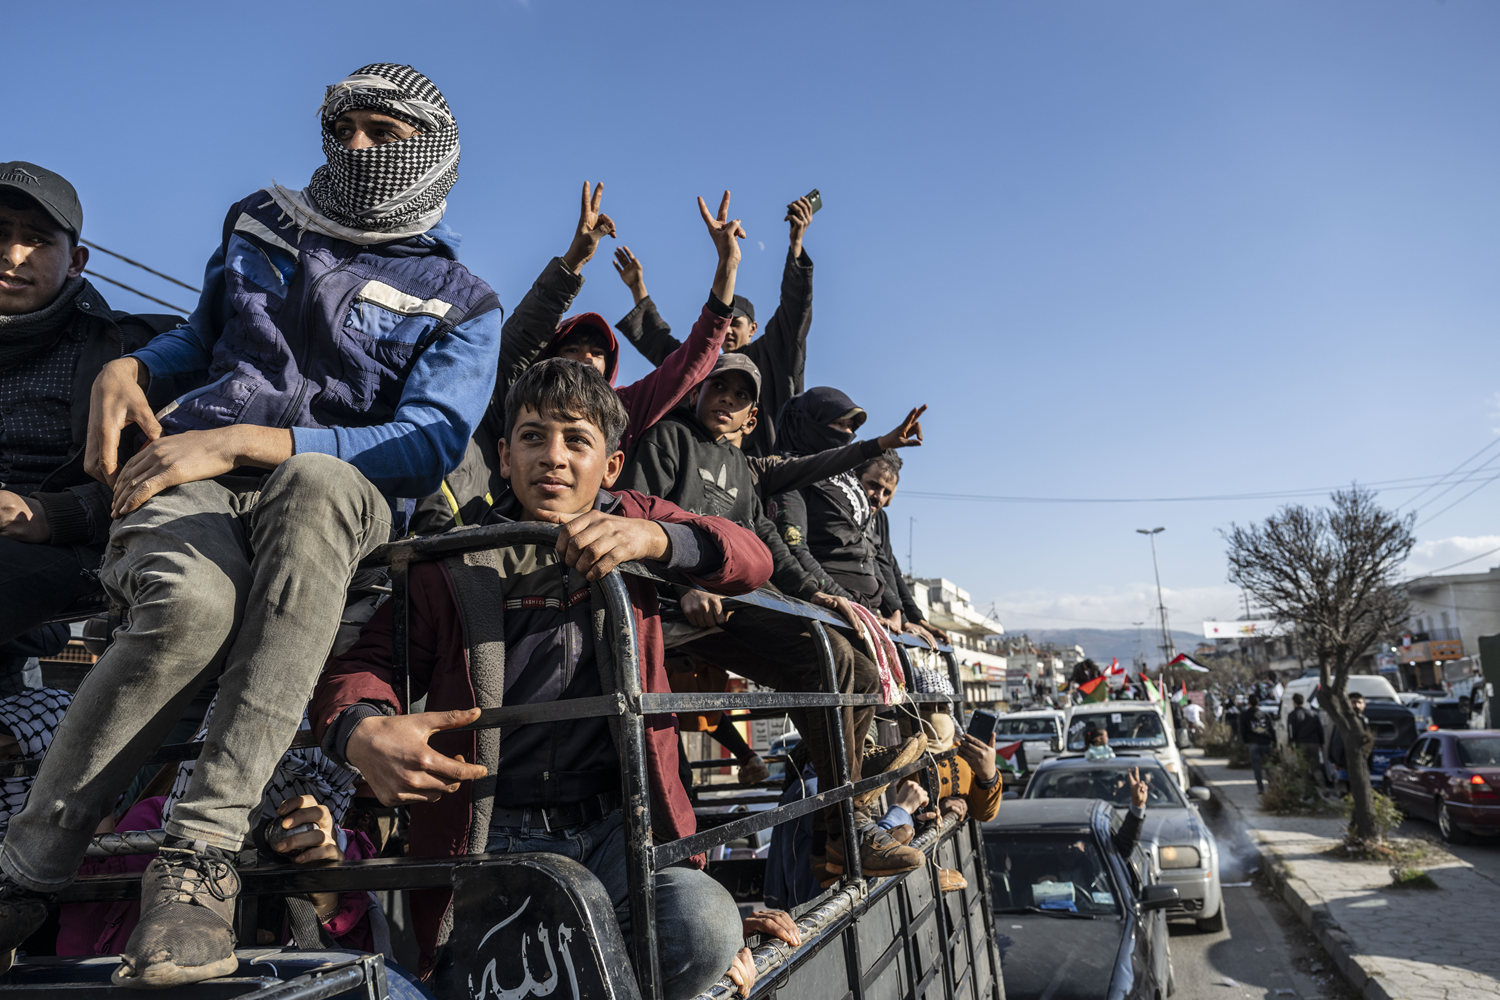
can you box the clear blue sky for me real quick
[11,1,1500,640]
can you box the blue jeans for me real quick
[1249,743,1271,792]
[486,810,742,1000]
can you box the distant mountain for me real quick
[1021,628,1204,669]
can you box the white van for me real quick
[1063,701,1187,789]
[1274,672,1399,746]
[993,709,1066,768]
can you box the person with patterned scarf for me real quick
[0,163,183,693]
[0,64,503,989]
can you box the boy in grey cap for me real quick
[0,162,182,687]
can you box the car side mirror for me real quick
[1002,791,1020,800]
[1188,787,1211,803]
[1140,884,1180,912]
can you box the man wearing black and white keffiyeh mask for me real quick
[0,63,503,989]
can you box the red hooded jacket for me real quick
[311,489,772,976]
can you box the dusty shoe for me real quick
[113,840,240,989]
[937,868,968,893]
[809,853,841,889]
[0,878,52,975]
[854,735,929,809]
[826,827,924,879]
[888,823,915,845]
[737,754,771,785]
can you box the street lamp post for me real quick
[1136,528,1176,675]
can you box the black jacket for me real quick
[872,507,923,623]
[1240,707,1274,746]
[617,411,816,599]
[773,473,883,609]
[17,281,183,547]
[616,247,813,457]
[746,437,883,499]
[1287,706,1324,745]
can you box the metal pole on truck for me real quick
[1137,527,1174,686]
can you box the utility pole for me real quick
[1136,528,1175,672]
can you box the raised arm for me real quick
[612,193,742,452]
[750,405,927,497]
[740,197,815,455]
[613,245,684,368]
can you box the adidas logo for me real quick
[0,167,39,186]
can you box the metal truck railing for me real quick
[3,521,1003,1000]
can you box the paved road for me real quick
[1166,798,1358,1000]
[1395,811,1500,884]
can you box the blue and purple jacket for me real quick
[132,191,503,504]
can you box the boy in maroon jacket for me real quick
[312,358,772,998]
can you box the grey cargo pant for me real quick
[0,453,389,890]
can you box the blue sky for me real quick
[11,1,1500,643]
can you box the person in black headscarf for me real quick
[771,388,887,613]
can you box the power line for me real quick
[83,270,189,314]
[81,240,200,294]
[902,471,1500,506]
[1409,449,1500,515]
[1400,435,1500,510]
[1417,466,1500,529]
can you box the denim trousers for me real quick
[1,454,389,890]
[1248,743,1272,791]
[485,810,742,1000]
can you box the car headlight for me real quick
[1159,845,1202,869]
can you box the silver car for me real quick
[1021,754,1224,932]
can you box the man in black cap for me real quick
[0,162,181,690]
[613,195,817,456]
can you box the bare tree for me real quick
[1223,488,1413,846]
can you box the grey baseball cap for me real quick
[709,352,762,399]
[0,162,82,237]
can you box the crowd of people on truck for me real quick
[0,62,986,999]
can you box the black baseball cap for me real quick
[730,294,754,323]
[709,352,762,398]
[0,162,82,238]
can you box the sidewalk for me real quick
[1187,752,1500,1000]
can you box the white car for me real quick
[994,709,1065,769]
[1065,701,1187,789]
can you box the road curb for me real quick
[1186,761,1398,1000]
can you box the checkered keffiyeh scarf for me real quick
[0,688,72,841]
[165,696,358,831]
[305,63,460,233]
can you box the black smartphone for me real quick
[966,709,999,743]
[804,189,822,214]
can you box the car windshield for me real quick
[1456,737,1500,767]
[1067,710,1167,750]
[1026,766,1182,807]
[1431,703,1468,728]
[986,832,1121,917]
[996,718,1057,737]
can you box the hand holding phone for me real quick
[786,191,818,256]
[966,709,999,744]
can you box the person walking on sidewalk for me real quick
[1240,700,1275,793]
[1286,693,1325,786]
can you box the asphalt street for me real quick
[1165,798,1358,1000]
[1395,811,1500,883]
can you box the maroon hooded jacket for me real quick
[311,489,772,976]
[542,297,731,455]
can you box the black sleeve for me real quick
[1113,808,1144,859]
[873,509,924,623]
[615,296,681,368]
[481,257,584,445]
[755,497,818,599]
[740,248,813,456]
[752,439,884,498]
[773,488,851,600]
[30,481,112,547]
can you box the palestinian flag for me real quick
[1078,675,1109,703]
[1175,681,1190,706]
[1138,673,1162,703]
[1169,653,1211,673]
[995,740,1025,774]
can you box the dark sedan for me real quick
[984,799,1178,1000]
[1383,730,1500,844]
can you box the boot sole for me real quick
[112,954,239,990]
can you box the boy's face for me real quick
[498,404,623,519]
[726,316,757,351]
[554,329,610,376]
[859,467,899,508]
[694,372,757,440]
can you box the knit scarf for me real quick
[0,276,84,370]
[305,63,459,234]
[0,688,73,840]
